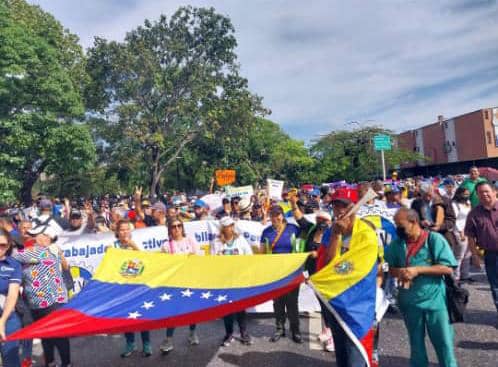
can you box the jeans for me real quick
[273,286,300,334]
[223,311,247,336]
[31,304,71,367]
[166,324,196,338]
[0,312,21,367]
[484,251,498,313]
[328,308,367,367]
[125,331,150,346]
[453,234,470,280]
[20,339,33,360]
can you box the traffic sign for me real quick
[373,134,391,151]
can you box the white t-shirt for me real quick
[452,201,471,233]
[215,236,253,256]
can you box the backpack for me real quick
[427,232,469,323]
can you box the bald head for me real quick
[394,208,422,241]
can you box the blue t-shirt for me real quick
[0,257,22,296]
[261,223,300,254]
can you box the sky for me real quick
[30,0,498,143]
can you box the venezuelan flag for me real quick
[8,249,308,340]
[309,218,379,367]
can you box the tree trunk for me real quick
[20,172,39,207]
[149,147,161,197]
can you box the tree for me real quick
[311,126,425,182]
[0,0,95,205]
[86,7,264,196]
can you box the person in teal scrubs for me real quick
[385,208,458,367]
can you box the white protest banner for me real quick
[356,205,397,223]
[225,185,254,200]
[59,219,265,294]
[267,178,284,200]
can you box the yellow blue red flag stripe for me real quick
[310,218,379,367]
[8,249,308,340]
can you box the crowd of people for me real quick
[0,166,497,367]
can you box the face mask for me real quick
[316,222,328,230]
[396,226,408,240]
[461,195,470,200]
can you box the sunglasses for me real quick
[0,243,10,248]
[170,224,183,229]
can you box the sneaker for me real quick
[324,337,335,352]
[221,334,235,347]
[121,343,136,358]
[269,330,285,342]
[240,333,253,345]
[21,358,33,367]
[317,328,331,343]
[188,330,200,345]
[292,333,303,344]
[159,338,174,354]
[142,342,152,357]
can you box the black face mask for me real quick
[316,222,328,231]
[461,195,470,200]
[396,226,408,240]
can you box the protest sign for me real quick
[267,178,284,200]
[215,169,236,186]
[200,193,224,212]
[225,185,254,200]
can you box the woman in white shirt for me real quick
[451,187,472,282]
[216,216,252,347]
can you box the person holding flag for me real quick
[310,188,380,367]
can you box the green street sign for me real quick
[373,134,391,151]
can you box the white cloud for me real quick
[29,0,498,141]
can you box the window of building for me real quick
[487,131,492,145]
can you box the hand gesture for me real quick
[399,267,418,281]
[134,186,143,201]
[288,192,299,206]
[0,319,5,341]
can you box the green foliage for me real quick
[311,126,425,182]
[163,118,315,190]
[85,6,264,195]
[0,0,95,205]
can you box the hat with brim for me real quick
[239,198,252,213]
[28,225,58,241]
[219,216,235,227]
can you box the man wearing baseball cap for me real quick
[319,189,380,367]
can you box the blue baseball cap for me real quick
[194,199,208,209]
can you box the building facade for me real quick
[397,107,498,170]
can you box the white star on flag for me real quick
[201,291,212,299]
[128,311,142,319]
[159,293,172,301]
[216,295,227,303]
[182,289,194,297]
[141,301,155,310]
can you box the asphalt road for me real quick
[28,269,497,367]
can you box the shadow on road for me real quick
[458,340,498,350]
[218,351,334,367]
[380,355,438,366]
[462,309,497,327]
